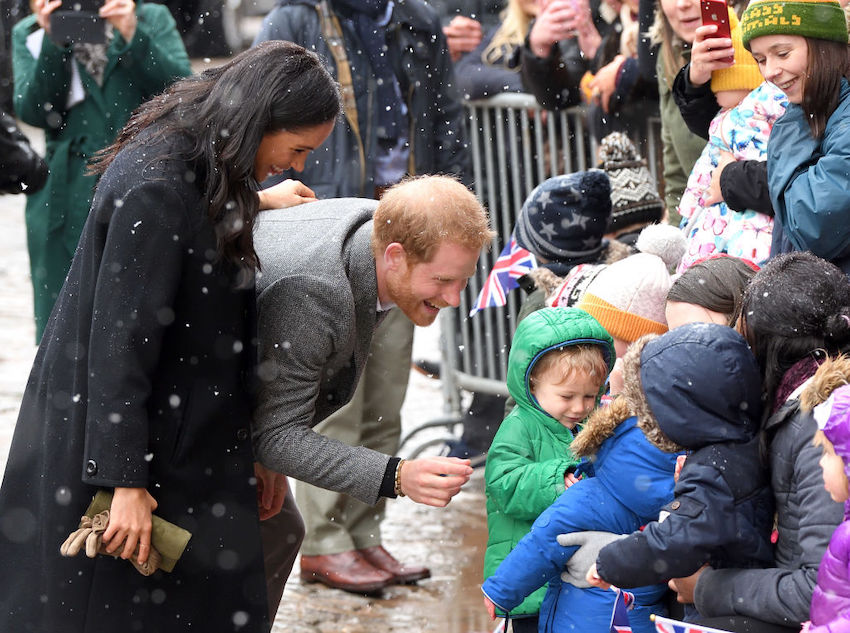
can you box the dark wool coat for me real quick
[0,130,269,632]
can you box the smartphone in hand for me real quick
[700,0,734,64]
[49,0,105,46]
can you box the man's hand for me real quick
[258,179,318,210]
[668,564,709,604]
[254,462,288,520]
[442,16,482,62]
[398,457,473,506]
[557,530,625,587]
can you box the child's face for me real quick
[748,35,809,104]
[715,89,752,110]
[819,450,849,503]
[531,369,602,430]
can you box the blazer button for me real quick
[236,428,249,441]
[670,500,681,510]
[85,459,98,476]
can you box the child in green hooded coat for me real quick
[483,306,615,633]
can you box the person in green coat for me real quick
[12,0,191,340]
[483,307,615,633]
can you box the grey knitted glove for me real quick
[556,531,626,587]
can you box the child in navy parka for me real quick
[587,323,774,604]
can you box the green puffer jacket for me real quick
[483,307,614,617]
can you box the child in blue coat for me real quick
[481,329,682,633]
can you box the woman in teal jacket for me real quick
[483,307,615,631]
[12,0,190,340]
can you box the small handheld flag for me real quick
[610,587,635,633]
[469,235,537,317]
[651,614,734,633]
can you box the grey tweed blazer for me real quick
[252,198,390,505]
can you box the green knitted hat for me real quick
[741,0,848,48]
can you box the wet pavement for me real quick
[0,119,495,633]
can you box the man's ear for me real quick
[383,242,408,272]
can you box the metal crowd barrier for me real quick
[399,94,661,454]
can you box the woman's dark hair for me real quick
[90,41,341,282]
[666,255,758,328]
[802,38,850,138]
[741,251,850,403]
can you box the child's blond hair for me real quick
[529,344,608,392]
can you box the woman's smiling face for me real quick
[253,120,335,182]
[748,34,809,104]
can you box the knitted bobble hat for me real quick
[575,250,672,343]
[712,11,765,93]
[515,171,612,269]
[741,0,848,49]
[597,133,664,235]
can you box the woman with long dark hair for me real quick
[669,252,850,632]
[0,40,340,633]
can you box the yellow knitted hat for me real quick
[576,293,668,343]
[711,11,764,94]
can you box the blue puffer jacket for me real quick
[597,323,775,587]
[482,399,680,633]
[767,78,850,274]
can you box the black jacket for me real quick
[597,324,774,588]
[0,107,47,194]
[0,129,268,632]
[672,63,773,216]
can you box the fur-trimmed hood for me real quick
[801,355,850,481]
[571,395,680,521]
[572,335,683,456]
[801,354,850,413]
[574,322,763,455]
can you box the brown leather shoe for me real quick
[299,550,393,594]
[358,545,431,584]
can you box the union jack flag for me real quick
[652,614,734,633]
[469,235,537,317]
[610,587,635,633]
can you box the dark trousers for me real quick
[260,490,305,624]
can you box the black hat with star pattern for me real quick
[515,170,612,274]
